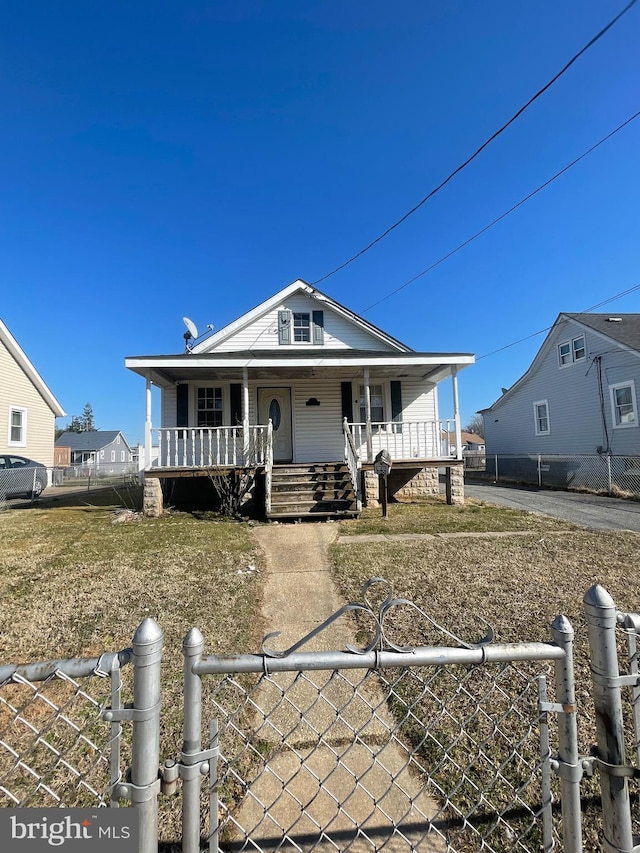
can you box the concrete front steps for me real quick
[268,462,359,520]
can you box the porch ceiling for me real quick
[125,350,475,387]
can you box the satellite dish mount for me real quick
[182,317,199,352]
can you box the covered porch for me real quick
[125,349,473,515]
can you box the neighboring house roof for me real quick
[0,318,66,417]
[55,430,130,451]
[480,312,640,413]
[445,431,485,447]
[191,280,412,354]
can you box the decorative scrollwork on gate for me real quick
[262,577,494,658]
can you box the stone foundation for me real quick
[362,466,443,507]
[143,476,164,517]
[445,464,465,506]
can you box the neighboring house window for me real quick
[116,435,121,444]
[558,336,586,367]
[8,407,27,446]
[534,400,550,435]
[197,387,223,427]
[293,313,311,342]
[610,381,638,428]
[121,451,125,462]
[111,450,116,462]
[359,385,384,423]
[100,450,104,459]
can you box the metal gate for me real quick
[3,581,640,851]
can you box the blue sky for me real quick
[2,1,639,445]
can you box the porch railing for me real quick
[347,419,456,462]
[342,417,362,511]
[151,426,271,469]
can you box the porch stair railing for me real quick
[343,417,362,511]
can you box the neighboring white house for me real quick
[0,318,65,467]
[125,280,474,516]
[481,313,640,457]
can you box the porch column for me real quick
[452,366,462,461]
[363,366,373,463]
[145,373,152,472]
[242,367,250,463]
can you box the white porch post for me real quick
[145,373,152,471]
[364,366,373,463]
[452,366,462,461]
[242,367,250,463]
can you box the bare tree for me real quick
[464,413,485,436]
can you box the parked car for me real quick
[0,454,48,499]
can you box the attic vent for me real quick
[605,317,622,322]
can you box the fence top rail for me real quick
[194,641,565,676]
[0,648,132,684]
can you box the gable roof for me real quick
[481,312,640,413]
[191,279,412,354]
[0,319,66,418]
[55,430,129,451]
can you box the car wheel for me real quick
[30,480,44,499]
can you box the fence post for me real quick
[583,585,634,851]
[551,615,583,853]
[182,627,206,853]
[130,617,163,853]
[494,453,498,482]
[538,454,542,488]
[607,454,613,495]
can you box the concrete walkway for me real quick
[227,523,444,851]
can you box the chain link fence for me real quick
[0,651,131,809]
[485,453,640,497]
[0,464,140,509]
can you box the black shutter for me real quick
[230,383,242,425]
[312,310,324,344]
[176,384,189,427]
[278,310,291,345]
[391,380,403,432]
[341,381,353,423]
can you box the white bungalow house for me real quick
[125,280,474,517]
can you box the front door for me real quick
[258,387,293,462]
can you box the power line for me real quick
[476,283,640,361]
[359,108,640,313]
[312,0,638,286]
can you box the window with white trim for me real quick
[558,335,586,367]
[197,387,223,427]
[121,451,125,462]
[610,381,638,428]
[116,435,121,444]
[293,313,311,343]
[111,450,116,462]
[8,407,27,446]
[359,385,384,423]
[534,400,550,435]
[100,450,104,459]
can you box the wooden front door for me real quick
[258,387,293,462]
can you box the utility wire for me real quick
[359,108,640,313]
[311,0,638,285]
[476,283,640,361]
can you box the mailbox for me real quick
[373,449,392,476]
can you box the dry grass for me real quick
[339,496,579,536]
[332,522,640,850]
[0,489,265,842]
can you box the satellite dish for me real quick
[182,317,199,352]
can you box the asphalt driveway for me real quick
[464,481,640,532]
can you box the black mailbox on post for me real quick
[373,449,392,476]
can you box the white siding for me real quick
[484,323,640,455]
[0,339,57,466]
[205,294,397,353]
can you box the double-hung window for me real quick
[293,313,311,342]
[359,385,384,424]
[558,335,586,367]
[197,387,223,427]
[278,309,324,345]
[610,381,637,428]
[8,407,27,446]
[534,400,550,435]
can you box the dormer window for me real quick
[558,335,585,367]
